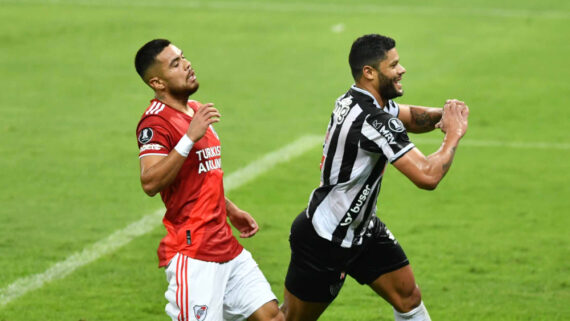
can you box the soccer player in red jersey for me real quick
[134,39,284,321]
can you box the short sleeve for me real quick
[136,116,173,158]
[360,112,414,163]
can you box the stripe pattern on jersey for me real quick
[145,101,166,115]
[308,85,414,248]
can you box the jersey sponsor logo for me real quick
[372,118,404,143]
[378,126,396,145]
[372,119,382,129]
[333,97,352,124]
[388,118,405,132]
[139,143,165,152]
[195,146,221,161]
[193,305,208,320]
[340,184,371,226]
[138,128,154,144]
[198,158,222,174]
[196,145,222,174]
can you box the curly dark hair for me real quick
[348,34,396,81]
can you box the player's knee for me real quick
[272,310,285,321]
[259,301,285,321]
[266,304,285,321]
[394,285,422,313]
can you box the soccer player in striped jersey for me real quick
[134,39,283,321]
[281,34,469,321]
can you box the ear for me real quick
[361,65,377,81]
[148,77,165,91]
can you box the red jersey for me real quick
[136,99,243,267]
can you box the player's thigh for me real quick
[164,253,229,321]
[347,218,410,286]
[347,218,419,311]
[281,287,329,321]
[285,211,352,303]
[223,249,278,321]
[368,264,421,312]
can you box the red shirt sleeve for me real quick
[136,115,173,158]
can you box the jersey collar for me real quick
[350,85,384,109]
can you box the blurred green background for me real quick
[1,0,569,320]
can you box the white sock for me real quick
[393,301,431,321]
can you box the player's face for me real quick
[155,44,199,95]
[376,48,406,100]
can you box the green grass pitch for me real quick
[1,0,569,320]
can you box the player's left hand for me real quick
[435,99,468,131]
[228,208,259,238]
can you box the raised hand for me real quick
[436,99,469,138]
[186,103,220,142]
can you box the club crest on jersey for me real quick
[138,128,154,144]
[193,305,208,320]
[388,118,405,133]
[329,272,346,298]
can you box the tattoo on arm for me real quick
[410,107,441,131]
[442,146,457,171]
[442,161,452,172]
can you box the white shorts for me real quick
[164,249,277,321]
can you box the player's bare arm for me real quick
[393,99,469,189]
[226,197,259,238]
[397,104,443,133]
[139,104,220,196]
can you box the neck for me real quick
[155,92,191,114]
[355,82,387,107]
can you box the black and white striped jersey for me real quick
[307,85,415,248]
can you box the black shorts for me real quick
[284,210,409,303]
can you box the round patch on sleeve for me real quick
[138,128,154,144]
[388,118,405,133]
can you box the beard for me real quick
[170,81,199,98]
[186,82,199,96]
[378,71,403,100]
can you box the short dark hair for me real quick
[348,34,396,81]
[134,39,171,81]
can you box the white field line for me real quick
[413,138,570,150]
[0,134,323,308]
[3,0,569,20]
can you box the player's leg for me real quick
[368,265,431,320]
[281,211,350,321]
[348,217,431,320]
[368,264,420,312]
[221,249,283,321]
[164,253,227,321]
[280,287,329,321]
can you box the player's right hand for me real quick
[438,99,469,138]
[187,103,221,142]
